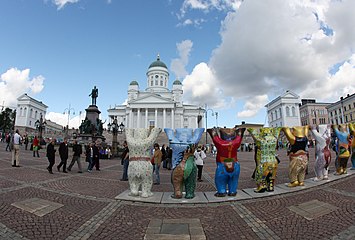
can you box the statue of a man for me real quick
[89,86,98,105]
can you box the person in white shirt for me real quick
[194,145,206,182]
[12,129,22,167]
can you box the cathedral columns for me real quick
[145,108,148,128]
[155,108,158,127]
[137,108,141,128]
[163,108,166,129]
[171,109,174,129]
[129,109,133,128]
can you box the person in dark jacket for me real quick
[92,143,100,171]
[57,139,69,173]
[46,139,56,174]
[67,140,83,173]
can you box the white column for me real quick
[171,109,174,129]
[163,108,166,129]
[145,108,148,128]
[129,109,133,128]
[155,108,158,128]
[137,108,141,128]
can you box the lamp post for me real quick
[108,117,125,157]
[63,104,75,136]
[204,104,216,145]
[35,114,46,139]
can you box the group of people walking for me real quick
[46,139,100,174]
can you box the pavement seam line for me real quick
[232,202,281,240]
[65,201,122,240]
[330,225,355,240]
[0,222,29,240]
[201,171,216,188]
[323,187,355,198]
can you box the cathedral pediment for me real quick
[129,93,173,104]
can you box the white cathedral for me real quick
[107,55,204,130]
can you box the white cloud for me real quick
[179,0,242,18]
[182,62,226,109]
[237,95,269,118]
[170,40,193,79]
[0,68,45,108]
[53,0,79,10]
[181,0,355,118]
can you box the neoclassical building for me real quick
[15,93,48,133]
[265,90,301,127]
[107,55,203,130]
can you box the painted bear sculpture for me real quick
[310,124,332,181]
[282,126,309,187]
[207,127,245,197]
[126,128,161,198]
[248,127,281,193]
[164,128,204,199]
[331,124,350,175]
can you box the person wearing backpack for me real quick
[194,145,206,182]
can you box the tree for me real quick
[0,108,16,132]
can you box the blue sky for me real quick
[1,0,355,129]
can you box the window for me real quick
[160,80,163,86]
[30,109,33,118]
[151,80,153,86]
[349,104,351,110]
[155,80,158,85]
[286,107,290,117]
[292,107,296,116]
[312,119,316,124]
[344,106,347,111]
[24,107,27,117]
[279,108,282,117]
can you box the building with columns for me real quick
[107,55,203,130]
[15,93,48,134]
[265,90,301,127]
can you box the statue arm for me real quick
[164,128,179,143]
[247,128,258,141]
[191,128,205,144]
[282,127,295,145]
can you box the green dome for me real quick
[148,54,167,69]
[130,81,139,85]
[173,80,182,85]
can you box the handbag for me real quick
[151,157,155,165]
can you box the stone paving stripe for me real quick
[0,222,29,240]
[201,171,215,188]
[323,188,355,198]
[330,225,355,240]
[232,202,281,240]
[115,189,164,203]
[65,201,122,240]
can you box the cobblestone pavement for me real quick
[0,142,354,240]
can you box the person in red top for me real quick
[32,136,40,157]
[208,127,245,197]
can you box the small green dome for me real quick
[148,54,167,69]
[173,80,182,85]
[130,81,139,85]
